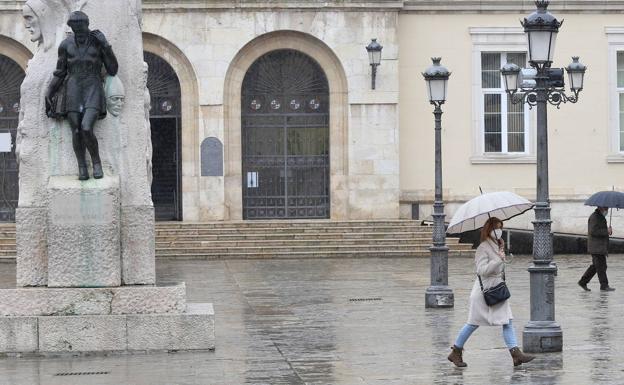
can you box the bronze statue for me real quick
[46,11,118,180]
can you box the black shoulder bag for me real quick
[478,269,510,306]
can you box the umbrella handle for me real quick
[611,185,614,227]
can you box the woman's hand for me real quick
[497,239,506,260]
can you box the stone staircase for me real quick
[0,220,474,261]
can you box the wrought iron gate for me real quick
[0,55,24,222]
[242,50,330,219]
[144,52,182,221]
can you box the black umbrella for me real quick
[584,189,624,226]
[584,190,624,208]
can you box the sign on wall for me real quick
[247,172,258,188]
[200,137,223,176]
[0,133,12,153]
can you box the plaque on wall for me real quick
[0,133,11,152]
[200,137,224,176]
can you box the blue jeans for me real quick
[454,320,517,349]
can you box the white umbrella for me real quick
[446,191,534,234]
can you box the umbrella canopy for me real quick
[584,190,624,209]
[447,191,534,234]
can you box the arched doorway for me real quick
[144,51,182,221]
[0,54,24,222]
[241,49,330,219]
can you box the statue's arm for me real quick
[47,42,68,98]
[92,30,118,76]
[101,45,119,76]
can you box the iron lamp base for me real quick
[425,286,454,308]
[523,321,563,353]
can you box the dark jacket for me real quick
[47,31,118,119]
[588,209,609,255]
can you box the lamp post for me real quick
[423,57,453,308]
[500,0,586,353]
[366,38,383,90]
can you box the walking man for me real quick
[578,206,615,292]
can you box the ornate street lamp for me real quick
[566,56,587,93]
[366,38,383,90]
[500,62,521,93]
[523,0,560,65]
[500,0,586,353]
[422,57,453,308]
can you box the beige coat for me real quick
[467,238,513,326]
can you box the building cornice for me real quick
[2,0,624,13]
[403,1,624,14]
[142,0,404,12]
[0,0,404,12]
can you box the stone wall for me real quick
[142,6,401,220]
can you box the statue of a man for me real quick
[46,10,118,180]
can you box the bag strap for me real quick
[477,263,506,292]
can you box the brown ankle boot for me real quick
[509,347,535,366]
[447,345,467,367]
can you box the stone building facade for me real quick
[0,0,623,236]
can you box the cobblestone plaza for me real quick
[0,254,622,384]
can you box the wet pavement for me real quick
[1,254,623,385]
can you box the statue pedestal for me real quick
[0,283,214,353]
[47,175,121,287]
[2,176,215,354]
[5,0,215,355]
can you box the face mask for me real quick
[601,209,608,217]
[490,229,503,239]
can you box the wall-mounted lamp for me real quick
[366,38,383,90]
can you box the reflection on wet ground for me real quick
[0,254,623,384]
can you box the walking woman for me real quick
[447,217,535,367]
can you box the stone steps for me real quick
[156,233,433,241]
[155,227,433,235]
[156,220,423,228]
[155,243,473,254]
[0,220,474,260]
[157,249,473,259]
[154,238,459,248]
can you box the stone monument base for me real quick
[47,175,122,288]
[0,284,214,354]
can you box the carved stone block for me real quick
[46,175,121,287]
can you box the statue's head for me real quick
[22,4,41,44]
[23,0,79,52]
[105,76,125,117]
[67,10,89,35]
[24,0,63,51]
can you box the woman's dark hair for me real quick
[480,217,503,243]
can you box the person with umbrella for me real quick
[578,190,623,291]
[446,192,535,367]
